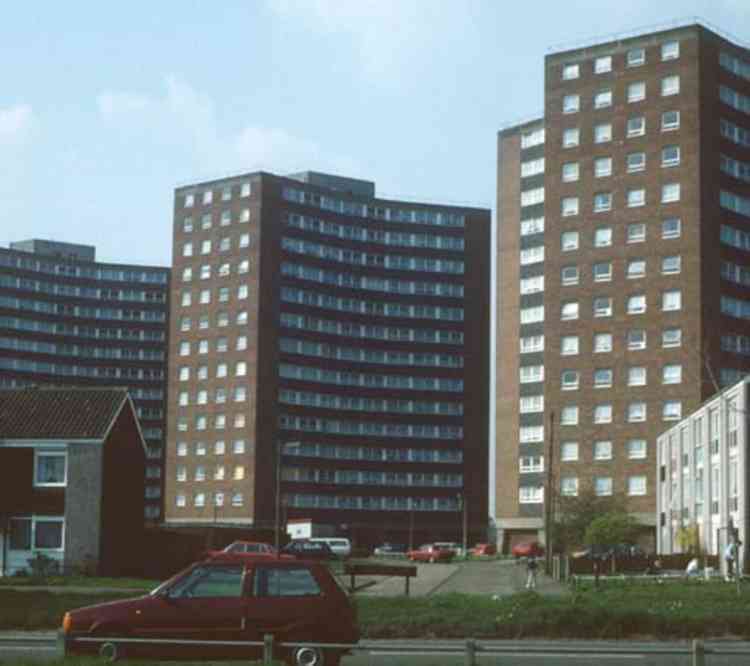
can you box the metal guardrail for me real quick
[59,633,750,665]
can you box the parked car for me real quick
[373,543,407,557]
[434,541,463,556]
[471,543,497,557]
[406,544,454,563]
[62,555,359,665]
[308,537,351,558]
[280,539,336,561]
[511,541,545,559]
[222,541,277,556]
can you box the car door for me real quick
[132,563,249,657]
[245,564,328,645]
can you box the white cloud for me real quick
[96,91,151,115]
[0,104,32,141]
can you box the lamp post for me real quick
[275,441,300,551]
[456,493,467,557]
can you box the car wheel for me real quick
[92,626,127,662]
[289,646,326,665]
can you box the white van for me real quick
[309,537,352,558]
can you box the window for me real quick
[563,128,580,148]
[594,440,613,460]
[219,237,231,252]
[181,291,192,307]
[179,317,191,332]
[216,363,227,379]
[239,233,250,248]
[221,186,232,201]
[627,259,646,279]
[594,403,613,424]
[662,40,679,61]
[662,328,682,348]
[202,190,213,205]
[561,477,579,496]
[520,426,544,443]
[561,369,580,391]
[593,296,613,317]
[627,47,645,67]
[238,285,249,300]
[628,401,647,422]
[520,396,544,414]
[662,145,680,167]
[240,181,251,197]
[182,242,193,257]
[662,110,680,131]
[627,294,646,314]
[662,218,681,239]
[561,405,579,425]
[561,265,579,286]
[176,465,187,482]
[627,188,646,207]
[200,213,212,230]
[563,95,580,114]
[520,276,544,294]
[662,290,682,311]
[561,301,580,320]
[627,116,645,137]
[628,81,646,103]
[594,157,612,178]
[232,493,244,507]
[221,210,232,226]
[594,123,612,144]
[520,365,544,383]
[519,486,544,504]
[520,246,545,265]
[594,192,612,212]
[240,208,250,223]
[521,157,545,178]
[177,442,188,456]
[520,335,545,353]
[199,289,210,305]
[561,441,579,461]
[561,335,579,355]
[238,260,250,274]
[594,333,613,353]
[661,255,681,274]
[595,55,612,73]
[628,476,647,496]
[628,329,646,350]
[628,366,647,386]
[195,466,206,482]
[34,451,67,486]
[184,193,195,208]
[595,227,613,247]
[561,231,579,251]
[520,217,545,236]
[201,240,211,255]
[627,439,647,459]
[521,187,545,207]
[594,368,613,388]
[593,262,612,282]
[520,306,545,324]
[176,494,186,507]
[561,197,580,217]
[663,400,682,421]
[194,493,206,507]
[627,223,646,243]
[179,341,190,357]
[663,364,682,384]
[594,89,613,109]
[661,75,680,96]
[563,63,580,80]
[562,162,580,182]
[627,152,646,172]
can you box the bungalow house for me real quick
[0,386,145,576]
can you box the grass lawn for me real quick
[0,576,158,590]
[3,580,750,638]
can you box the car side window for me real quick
[252,567,322,598]
[169,565,244,598]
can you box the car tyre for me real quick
[288,646,327,665]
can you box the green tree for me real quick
[551,489,627,553]
[584,511,638,548]
[675,522,702,555]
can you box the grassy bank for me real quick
[0,576,157,590]
[3,581,750,638]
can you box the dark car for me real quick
[281,539,335,561]
[373,543,407,557]
[62,556,358,665]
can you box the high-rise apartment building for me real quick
[164,171,490,546]
[497,23,750,552]
[0,240,170,521]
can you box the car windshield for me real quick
[167,565,244,598]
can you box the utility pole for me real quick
[545,410,555,575]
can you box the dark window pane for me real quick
[34,521,63,549]
[9,519,31,550]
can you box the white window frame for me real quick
[594,55,612,73]
[594,403,613,424]
[594,157,613,178]
[594,333,613,353]
[661,75,680,96]
[34,451,67,487]
[627,81,646,103]
[561,442,579,462]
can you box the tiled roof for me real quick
[0,387,129,440]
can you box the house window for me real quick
[201,213,212,230]
[627,223,646,243]
[627,294,646,314]
[594,440,613,460]
[628,81,646,103]
[663,364,682,384]
[662,41,679,61]
[561,265,579,285]
[628,366,647,386]
[184,193,195,208]
[182,242,193,257]
[521,187,545,207]
[202,190,213,205]
[662,255,681,274]
[563,128,580,148]
[594,55,612,73]
[563,95,580,114]
[561,301,580,320]
[662,75,680,96]
[594,89,613,109]
[562,197,580,217]
[519,486,544,504]
[176,494,186,507]
[240,208,250,223]
[627,188,646,207]
[628,329,646,350]
[663,400,682,421]
[662,218,681,239]
[177,442,188,456]
[194,493,206,508]
[628,476,647,496]
[593,296,613,318]
[221,210,232,226]
[561,335,579,355]
[593,262,612,282]
[662,328,682,348]
[562,162,580,182]
[595,157,612,178]
[521,158,545,178]
[563,63,580,80]
[594,368,613,388]
[561,405,579,426]
[662,289,682,311]
[627,47,645,67]
[628,402,647,422]
[627,259,646,279]
[595,227,613,247]
[561,231,579,251]
[627,116,645,137]
[232,493,244,507]
[627,439,647,460]
[662,110,680,131]
[594,123,612,144]
[594,333,613,353]
[561,477,579,496]
[34,451,67,487]
[595,477,613,496]
[662,145,681,167]
[594,192,612,212]
[594,403,613,424]
[241,182,251,197]
[561,441,579,462]
[561,370,580,391]
[519,455,545,472]
[627,152,646,173]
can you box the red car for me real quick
[62,556,359,666]
[407,544,455,563]
[511,541,545,559]
[221,541,277,556]
[471,543,497,557]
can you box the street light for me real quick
[275,441,301,551]
[456,492,467,558]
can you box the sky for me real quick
[1,0,748,267]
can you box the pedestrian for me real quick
[725,541,737,581]
[685,557,700,579]
[525,555,538,590]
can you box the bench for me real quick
[343,562,417,596]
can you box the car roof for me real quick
[199,554,322,567]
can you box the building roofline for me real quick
[0,244,170,273]
[497,115,545,137]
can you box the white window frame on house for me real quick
[520,426,544,443]
[627,152,646,173]
[520,217,545,236]
[662,289,682,311]
[594,156,613,178]
[661,75,680,96]
[184,193,195,208]
[202,190,213,205]
[34,450,67,487]
[562,162,580,182]
[563,95,580,114]
[520,365,545,383]
[627,188,646,208]
[595,55,612,73]
[594,89,613,109]
[561,369,580,391]
[628,401,647,422]
[627,258,646,279]
[561,231,579,251]
[627,116,646,137]
[521,157,546,178]
[520,276,545,295]
[628,475,647,496]
[595,477,613,497]
[627,439,647,460]
[520,335,545,353]
[662,218,681,239]
[594,333,613,353]
[561,265,580,286]
[662,40,679,61]
[594,440,613,461]
[561,197,580,217]
[627,47,646,67]
[594,368,613,388]
[594,191,612,212]
[662,364,682,384]
[563,63,580,80]
[561,405,579,426]
[627,223,646,243]
[628,81,646,103]
[521,187,545,207]
[520,395,545,414]
[520,245,545,265]
[593,296,613,318]
[561,441,579,462]
[519,486,544,504]
[563,128,580,148]
[662,110,680,131]
[595,227,613,247]
[662,328,682,348]
[561,335,579,355]
[520,306,545,324]
[561,477,579,496]
[628,366,647,386]
[627,294,647,314]
[593,261,613,282]
[662,145,681,167]
[662,255,681,274]
[519,455,545,473]
[663,400,682,421]
[628,329,647,351]
[594,403,613,424]
[594,123,612,144]
[561,301,580,321]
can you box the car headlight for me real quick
[62,613,73,634]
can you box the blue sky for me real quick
[1,0,747,266]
